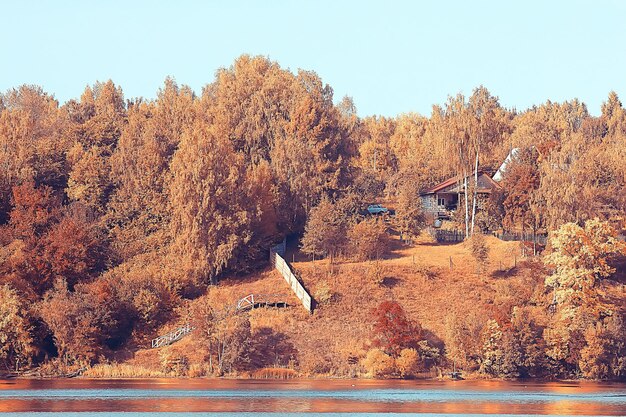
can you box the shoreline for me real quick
[3,374,624,383]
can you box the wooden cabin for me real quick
[420,169,501,221]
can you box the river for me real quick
[0,379,625,416]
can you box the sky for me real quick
[1,0,625,117]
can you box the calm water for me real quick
[0,378,625,416]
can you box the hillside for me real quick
[110,233,554,378]
[2,55,625,381]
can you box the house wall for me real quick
[421,193,457,214]
[421,195,437,213]
[477,173,497,189]
[436,193,456,208]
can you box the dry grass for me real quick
[83,363,165,378]
[251,367,298,379]
[128,232,551,377]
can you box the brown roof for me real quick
[421,169,500,195]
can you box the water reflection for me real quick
[0,379,624,415]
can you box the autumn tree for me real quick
[371,300,421,357]
[0,85,68,223]
[65,81,126,213]
[1,183,61,294]
[479,319,507,376]
[543,219,626,375]
[348,218,390,261]
[395,182,426,243]
[355,116,397,184]
[1,182,106,294]
[545,219,626,309]
[169,118,278,285]
[509,307,547,378]
[466,86,512,235]
[0,285,35,370]
[438,88,511,237]
[517,99,592,230]
[500,148,541,234]
[362,348,395,377]
[601,91,626,137]
[103,78,198,314]
[192,302,251,375]
[271,69,351,229]
[107,78,195,260]
[469,232,489,273]
[579,314,626,379]
[205,55,351,232]
[300,197,347,262]
[444,310,486,371]
[38,279,118,364]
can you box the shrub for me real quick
[362,348,394,377]
[348,218,390,261]
[366,261,387,286]
[159,350,189,376]
[313,280,334,305]
[395,348,419,377]
[469,233,489,272]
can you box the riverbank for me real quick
[7,233,625,382]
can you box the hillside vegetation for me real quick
[0,55,625,380]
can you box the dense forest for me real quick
[1,55,625,380]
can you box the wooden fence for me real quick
[270,240,313,313]
[428,228,466,243]
[428,227,548,245]
[492,231,547,245]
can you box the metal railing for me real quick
[151,323,194,349]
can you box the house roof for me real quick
[493,148,520,182]
[420,169,500,195]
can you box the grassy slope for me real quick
[122,233,564,377]
[287,234,546,375]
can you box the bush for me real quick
[313,280,334,305]
[469,233,489,272]
[395,348,419,377]
[366,261,387,286]
[362,348,394,377]
[348,218,390,261]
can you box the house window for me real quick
[437,197,445,206]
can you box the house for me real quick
[420,169,501,220]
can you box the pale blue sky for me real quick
[1,0,625,116]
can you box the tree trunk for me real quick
[470,149,479,236]
[463,170,469,238]
[532,219,537,256]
